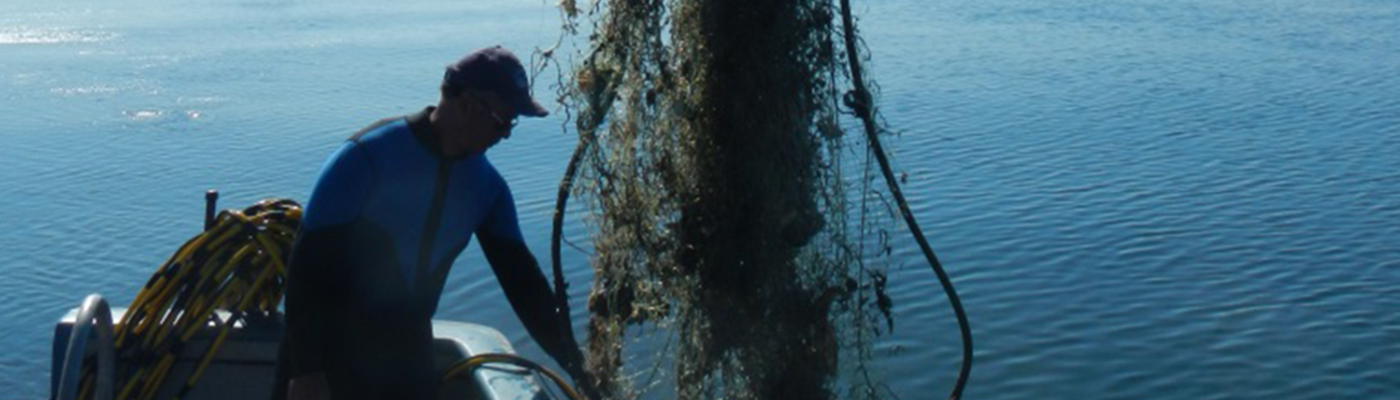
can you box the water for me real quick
[2,0,1397,398]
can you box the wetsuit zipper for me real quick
[416,158,452,289]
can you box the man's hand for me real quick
[287,373,330,400]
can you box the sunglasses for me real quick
[463,91,518,132]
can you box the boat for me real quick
[50,295,559,400]
[48,193,567,400]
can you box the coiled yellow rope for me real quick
[74,197,576,400]
[78,198,301,400]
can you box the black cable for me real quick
[550,54,619,308]
[549,62,619,400]
[836,0,974,398]
[550,141,586,331]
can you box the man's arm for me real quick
[278,142,375,400]
[478,232,601,399]
[279,228,348,400]
[478,232,585,367]
[477,185,596,398]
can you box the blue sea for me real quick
[2,0,1398,399]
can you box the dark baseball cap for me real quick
[443,46,548,117]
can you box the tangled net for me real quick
[541,0,909,398]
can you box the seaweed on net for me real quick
[544,0,901,398]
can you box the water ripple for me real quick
[0,26,117,45]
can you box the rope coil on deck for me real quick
[77,198,301,400]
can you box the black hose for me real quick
[547,141,590,396]
[550,143,586,327]
[550,58,618,337]
[549,64,618,400]
[836,0,974,398]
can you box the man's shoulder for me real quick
[464,154,508,189]
[348,116,410,144]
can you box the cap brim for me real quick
[521,100,549,117]
[509,95,549,118]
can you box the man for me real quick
[273,46,591,400]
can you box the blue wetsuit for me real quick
[273,108,577,400]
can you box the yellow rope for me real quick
[81,199,300,400]
[81,197,574,400]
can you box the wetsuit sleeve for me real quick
[279,142,374,380]
[476,184,586,373]
[478,177,525,243]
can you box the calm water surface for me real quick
[2,0,1397,399]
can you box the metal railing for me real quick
[56,294,115,400]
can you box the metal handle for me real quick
[57,294,115,400]
[205,190,220,232]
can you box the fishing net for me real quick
[541,0,903,398]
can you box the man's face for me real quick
[455,91,518,153]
